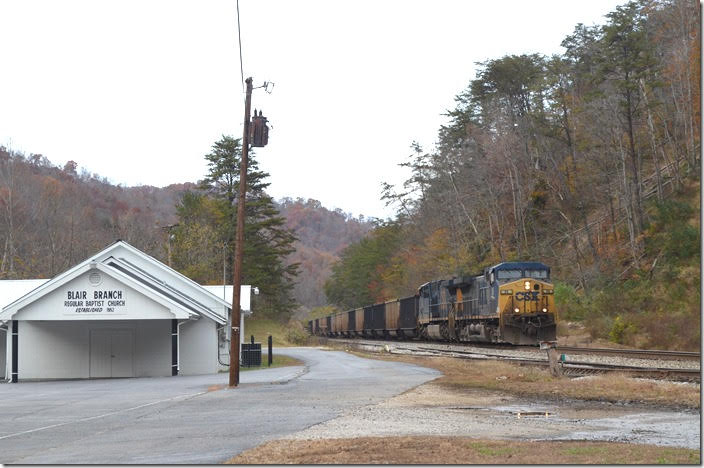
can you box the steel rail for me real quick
[324,337,700,361]
[559,363,701,382]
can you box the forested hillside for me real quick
[0,146,369,316]
[0,147,190,277]
[325,0,700,349]
[278,198,372,310]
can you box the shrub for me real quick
[286,320,309,345]
[608,315,637,344]
[554,282,583,320]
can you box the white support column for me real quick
[240,314,245,345]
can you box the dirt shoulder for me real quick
[228,436,699,464]
[343,346,700,409]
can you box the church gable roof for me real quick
[0,241,226,324]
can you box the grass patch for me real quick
[467,441,516,457]
[226,437,700,464]
[655,448,701,465]
[240,354,303,371]
[243,315,299,346]
[563,445,610,456]
[436,358,698,408]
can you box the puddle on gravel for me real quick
[489,404,553,415]
[450,404,553,417]
[382,382,700,449]
[553,411,701,449]
[447,404,701,449]
[448,403,700,449]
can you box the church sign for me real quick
[65,290,127,314]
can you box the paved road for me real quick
[0,347,439,464]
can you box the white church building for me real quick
[0,240,252,382]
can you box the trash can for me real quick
[241,343,262,367]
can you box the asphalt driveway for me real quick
[0,347,439,464]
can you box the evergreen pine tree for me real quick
[174,135,299,320]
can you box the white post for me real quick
[2,325,9,381]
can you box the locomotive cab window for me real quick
[497,269,522,280]
[525,269,549,279]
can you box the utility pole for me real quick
[229,76,253,388]
[160,224,179,268]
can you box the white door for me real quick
[90,330,112,378]
[110,330,134,377]
[90,329,134,378]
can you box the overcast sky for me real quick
[0,0,624,219]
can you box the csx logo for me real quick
[515,292,539,301]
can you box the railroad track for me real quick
[324,338,701,382]
[557,362,701,381]
[321,337,700,361]
[555,346,700,361]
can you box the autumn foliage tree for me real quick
[324,222,402,309]
[326,0,700,349]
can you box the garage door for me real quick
[90,329,134,378]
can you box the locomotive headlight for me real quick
[542,308,547,313]
[514,308,520,313]
[524,281,531,290]
[543,289,554,294]
[500,289,513,295]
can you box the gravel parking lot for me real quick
[284,381,701,449]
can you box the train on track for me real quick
[309,261,557,345]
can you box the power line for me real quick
[236,0,244,94]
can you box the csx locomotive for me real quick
[309,261,556,345]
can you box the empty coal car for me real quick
[310,261,557,345]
